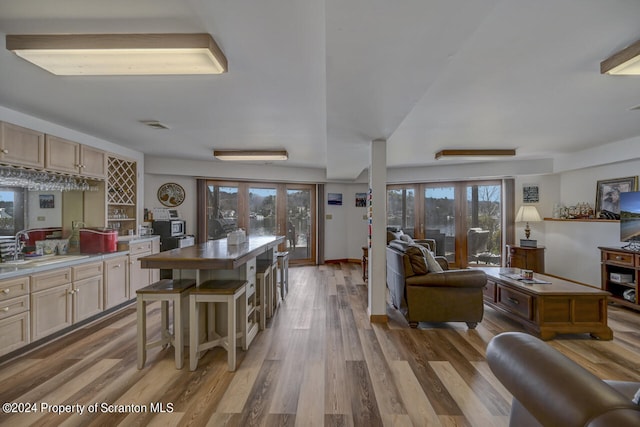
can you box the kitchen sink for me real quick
[2,255,90,268]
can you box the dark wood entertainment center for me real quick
[599,247,640,310]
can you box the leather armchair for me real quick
[386,239,486,328]
[487,332,640,427]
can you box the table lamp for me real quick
[515,205,542,247]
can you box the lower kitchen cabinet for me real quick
[0,312,30,357]
[72,261,103,322]
[31,282,73,341]
[125,238,160,294]
[0,275,31,357]
[104,255,129,309]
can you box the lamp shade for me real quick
[515,205,542,223]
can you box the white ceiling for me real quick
[0,0,639,181]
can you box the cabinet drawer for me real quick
[0,311,30,357]
[72,261,103,281]
[31,268,72,292]
[0,276,29,302]
[483,280,496,302]
[129,241,152,255]
[603,251,634,267]
[0,294,29,320]
[497,285,533,320]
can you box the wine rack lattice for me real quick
[107,156,136,205]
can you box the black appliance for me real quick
[152,219,193,250]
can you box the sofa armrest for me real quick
[405,269,486,288]
[487,332,640,427]
[435,256,449,270]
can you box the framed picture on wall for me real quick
[595,176,638,215]
[355,193,366,207]
[39,194,54,209]
[328,193,343,205]
[522,184,539,203]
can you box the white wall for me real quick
[143,175,198,236]
[323,183,368,261]
[27,191,62,228]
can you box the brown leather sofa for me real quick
[487,332,640,427]
[386,238,486,328]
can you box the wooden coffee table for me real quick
[478,267,613,340]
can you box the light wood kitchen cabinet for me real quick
[104,255,129,309]
[0,276,31,357]
[45,135,107,179]
[0,121,45,168]
[31,268,73,341]
[72,261,103,322]
[128,240,153,294]
[31,283,73,341]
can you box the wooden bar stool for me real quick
[276,251,289,300]
[136,278,196,370]
[189,279,247,371]
[255,261,271,329]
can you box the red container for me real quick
[25,227,63,246]
[79,228,118,253]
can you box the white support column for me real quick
[368,139,387,322]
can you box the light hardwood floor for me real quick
[1,262,639,426]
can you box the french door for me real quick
[387,180,504,268]
[204,180,316,265]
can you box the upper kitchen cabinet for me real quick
[0,121,45,168]
[45,135,107,179]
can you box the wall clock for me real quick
[157,183,185,207]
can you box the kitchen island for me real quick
[138,235,284,366]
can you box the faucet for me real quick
[14,230,29,261]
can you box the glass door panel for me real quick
[424,186,455,261]
[466,183,502,266]
[286,188,313,261]
[248,186,277,237]
[387,187,415,236]
[206,184,238,240]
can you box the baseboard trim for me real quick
[370,314,388,324]
[325,258,361,264]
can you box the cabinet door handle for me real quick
[1,307,9,312]
[2,289,9,294]
[507,297,520,305]
[114,264,121,269]
[1,149,8,154]
[615,256,622,260]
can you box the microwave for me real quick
[153,219,186,237]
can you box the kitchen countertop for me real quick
[0,250,129,280]
[140,235,283,270]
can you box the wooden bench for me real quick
[136,278,196,369]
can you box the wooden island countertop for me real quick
[139,235,284,270]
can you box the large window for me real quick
[387,180,510,268]
[202,180,316,265]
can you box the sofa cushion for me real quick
[425,249,444,272]
[405,244,429,275]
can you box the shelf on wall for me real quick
[543,217,619,223]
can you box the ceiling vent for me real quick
[139,120,169,130]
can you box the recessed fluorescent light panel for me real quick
[213,150,288,161]
[6,33,227,75]
[434,149,516,160]
[601,38,640,75]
